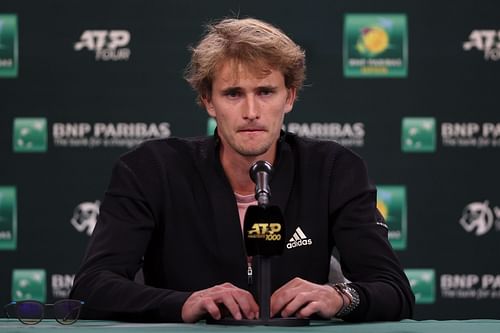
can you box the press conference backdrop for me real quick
[1,0,499,320]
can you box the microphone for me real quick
[244,161,285,323]
[250,160,273,207]
[245,160,284,256]
[242,161,307,325]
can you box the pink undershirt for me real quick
[235,192,257,267]
[234,192,257,232]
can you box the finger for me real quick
[279,291,312,318]
[200,297,223,321]
[233,290,259,319]
[295,301,321,319]
[273,277,305,296]
[218,293,243,320]
[270,286,296,317]
[296,289,340,319]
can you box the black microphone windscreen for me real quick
[243,205,285,256]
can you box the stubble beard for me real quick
[231,140,273,157]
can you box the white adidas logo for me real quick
[286,227,313,249]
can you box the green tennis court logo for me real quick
[405,269,436,304]
[0,14,18,78]
[0,186,16,250]
[377,186,407,250]
[344,14,408,77]
[207,117,216,135]
[401,117,436,153]
[12,269,47,302]
[13,118,48,153]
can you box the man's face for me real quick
[203,60,296,159]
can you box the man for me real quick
[70,17,414,323]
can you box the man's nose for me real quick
[242,95,260,120]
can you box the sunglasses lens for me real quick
[54,300,82,325]
[17,301,43,325]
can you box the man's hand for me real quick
[270,277,346,319]
[181,282,259,323]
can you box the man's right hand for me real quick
[181,282,259,323]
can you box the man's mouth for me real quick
[238,127,266,133]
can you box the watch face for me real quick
[331,283,360,317]
[339,283,353,298]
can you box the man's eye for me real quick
[259,89,274,96]
[224,91,241,98]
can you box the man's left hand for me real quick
[270,277,344,319]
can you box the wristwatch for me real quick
[331,283,360,317]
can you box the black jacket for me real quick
[70,132,414,322]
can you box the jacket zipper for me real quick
[247,256,253,286]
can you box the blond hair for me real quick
[184,18,306,105]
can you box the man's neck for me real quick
[219,145,276,195]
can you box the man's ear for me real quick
[284,87,297,114]
[202,96,216,118]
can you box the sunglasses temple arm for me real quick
[3,304,12,319]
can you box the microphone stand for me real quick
[207,161,309,326]
[258,255,271,322]
[207,254,308,326]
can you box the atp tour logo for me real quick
[459,201,500,236]
[71,200,100,236]
[463,30,500,61]
[74,30,131,61]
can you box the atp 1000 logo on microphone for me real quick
[247,223,282,241]
[244,206,285,256]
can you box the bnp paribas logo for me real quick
[401,117,436,153]
[207,117,217,135]
[0,186,17,250]
[344,14,408,78]
[405,269,436,304]
[13,118,48,153]
[0,14,18,78]
[377,186,407,250]
[12,269,47,302]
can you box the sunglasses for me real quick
[4,299,84,325]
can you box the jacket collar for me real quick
[211,128,293,214]
[196,131,294,273]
